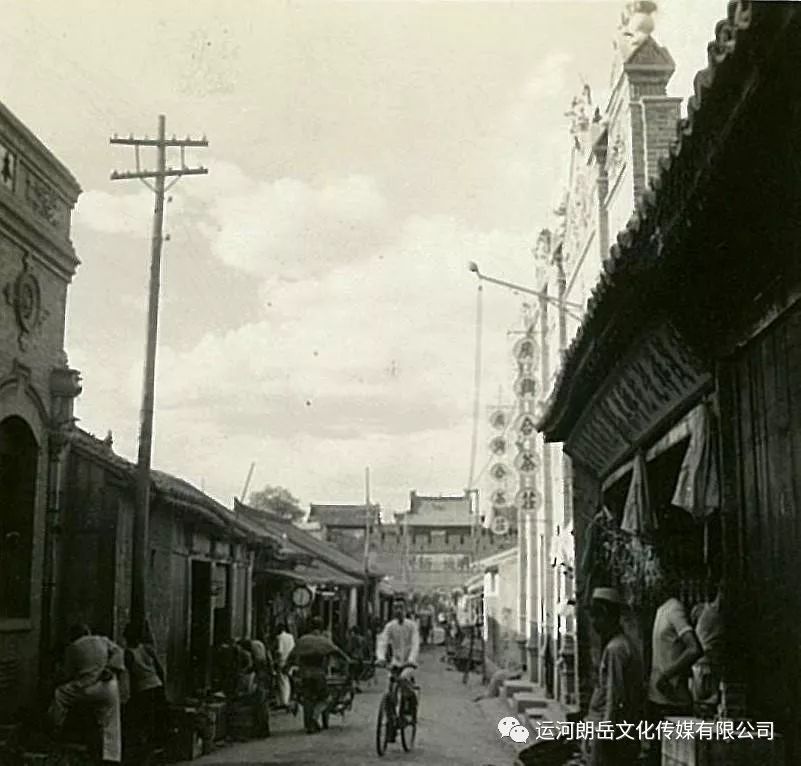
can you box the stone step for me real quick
[521,706,548,731]
[510,691,549,714]
[500,678,536,700]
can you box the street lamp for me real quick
[467,262,584,321]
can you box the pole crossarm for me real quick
[111,167,208,181]
[111,135,208,147]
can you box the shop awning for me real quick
[257,560,362,588]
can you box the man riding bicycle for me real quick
[375,597,420,742]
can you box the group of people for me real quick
[48,621,167,764]
[584,573,722,766]
[212,636,274,736]
[43,601,426,758]
[285,597,422,736]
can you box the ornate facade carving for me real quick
[0,141,15,191]
[24,172,60,227]
[3,253,49,351]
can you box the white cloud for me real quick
[195,172,390,282]
[75,188,191,238]
[75,189,154,236]
[82,211,537,510]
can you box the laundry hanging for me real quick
[621,451,658,537]
[671,403,720,521]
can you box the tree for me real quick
[248,485,305,522]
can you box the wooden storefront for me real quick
[539,2,801,760]
[58,429,268,701]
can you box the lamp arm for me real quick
[474,272,584,312]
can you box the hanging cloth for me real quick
[671,403,720,521]
[621,452,657,536]
[577,507,615,608]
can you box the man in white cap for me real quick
[584,587,644,766]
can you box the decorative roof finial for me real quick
[618,1,658,49]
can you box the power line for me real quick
[110,115,208,629]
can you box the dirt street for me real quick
[181,646,516,766]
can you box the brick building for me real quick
[307,502,381,562]
[511,0,685,708]
[0,101,82,719]
[366,491,512,597]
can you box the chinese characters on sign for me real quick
[567,323,709,476]
[498,718,775,743]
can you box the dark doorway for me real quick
[0,416,38,619]
[190,560,212,691]
[212,563,232,646]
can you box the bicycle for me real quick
[374,663,418,756]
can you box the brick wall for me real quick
[642,96,682,186]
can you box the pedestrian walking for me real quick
[286,617,350,734]
[275,623,295,708]
[583,588,644,766]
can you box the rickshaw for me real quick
[287,655,356,728]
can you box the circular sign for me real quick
[492,516,510,535]
[513,336,538,362]
[490,462,510,481]
[291,585,313,608]
[489,436,507,456]
[489,409,508,430]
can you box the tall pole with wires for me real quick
[110,116,208,629]
[467,283,484,490]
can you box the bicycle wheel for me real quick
[375,694,392,756]
[399,690,417,752]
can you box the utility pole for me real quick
[110,116,208,629]
[241,461,256,503]
[362,467,371,632]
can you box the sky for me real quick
[1,0,724,514]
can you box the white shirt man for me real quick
[648,596,700,711]
[275,625,296,707]
[376,601,420,681]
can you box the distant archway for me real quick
[0,416,39,619]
